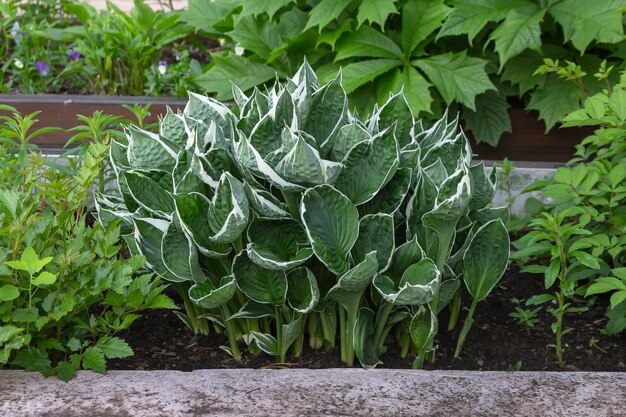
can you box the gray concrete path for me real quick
[1,369,625,417]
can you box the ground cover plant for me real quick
[97,62,510,368]
[186,0,626,146]
[512,62,626,366]
[0,106,175,380]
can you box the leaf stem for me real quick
[454,297,478,358]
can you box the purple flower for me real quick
[35,61,50,77]
[10,22,26,45]
[158,60,167,75]
[66,49,81,60]
[174,53,181,61]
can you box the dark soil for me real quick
[109,267,626,372]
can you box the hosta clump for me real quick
[97,62,510,366]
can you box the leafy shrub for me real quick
[0,107,175,380]
[513,64,626,365]
[98,62,510,367]
[185,0,626,146]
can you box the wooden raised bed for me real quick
[1,94,590,162]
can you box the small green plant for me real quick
[0,108,176,380]
[98,62,510,367]
[509,306,542,334]
[507,361,522,372]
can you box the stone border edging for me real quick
[1,369,624,417]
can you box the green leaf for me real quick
[182,0,238,30]
[127,125,177,171]
[608,89,626,121]
[488,5,546,71]
[304,0,352,31]
[526,75,585,131]
[500,50,545,95]
[247,218,313,270]
[376,90,415,148]
[250,331,279,355]
[359,167,413,216]
[301,185,359,275]
[526,293,556,305]
[122,170,175,216]
[571,251,601,270]
[207,173,250,243]
[414,52,495,110]
[340,59,402,93]
[331,120,371,162]
[327,252,379,310]
[161,217,208,283]
[462,219,510,301]
[401,0,452,54]
[5,247,53,275]
[31,271,57,286]
[189,276,237,309]
[335,26,404,61]
[586,277,626,296]
[373,258,440,305]
[353,214,395,272]
[233,253,287,305]
[99,337,133,359]
[55,362,78,382]
[395,66,433,116]
[410,304,437,366]
[0,285,19,301]
[357,0,397,28]
[438,0,528,43]
[334,128,399,205]
[549,0,625,53]
[464,91,512,146]
[175,193,231,257]
[82,347,106,373]
[229,15,283,60]
[353,308,382,367]
[240,0,294,18]
[196,53,279,100]
[287,267,320,314]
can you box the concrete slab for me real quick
[1,369,624,417]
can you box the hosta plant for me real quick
[98,62,510,367]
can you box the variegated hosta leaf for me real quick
[375,91,414,149]
[302,72,347,155]
[423,172,472,251]
[234,135,305,192]
[233,252,287,305]
[410,304,438,365]
[387,236,425,280]
[468,162,497,211]
[132,218,181,282]
[127,125,177,172]
[188,275,237,309]
[438,278,461,314]
[373,258,440,305]
[174,193,231,258]
[161,215,209,282]
[352,213,394,272]
[109,140,130,174]
[463,219,510,301]
[246,218,313,270]
[359,168,412,216]
[405,172,438,238]
[250,88,296,157]
[207,173,250,243]
[334,127,399,205]
[326,252,378,311]
[237,87,267,136]
[287,267,320,314]
[469,205,510,225]
[230,301,275,320]
[423,159,449,187]
[243,182,290,218]
[185,92,236,140]
[414,110,459,151]
[121,170,174,218]
[274,132,332,186]
[353,307,382,368]
[330,120,371,162]
[422,132,471,175]
[160,107,187,150]
[301,185,359,275]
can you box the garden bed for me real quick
[109,267,626,373]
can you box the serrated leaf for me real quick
[489,5,546,71]
[464,90,512,146]
[357,0,397,28]
[500,50,546,95]
[438,0,528,43]
[414,52,495,110]
[182,0,238,30]
[335,26,404,61]
[99,337,133,359]
[550,0,625,53]
[304,0,352,32]
[240,0,294,18]
[401,0,452,54]
[526,75,585,131]
[82,347,106,373]
[195,53,279,100]
[340,59,402,93]
[229,15,283,60]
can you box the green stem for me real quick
[275,305,284,362]
[372,302,393,355]
[339,307,348,364]
[399,332,411,358]
[221,304,241,360]
[281,191,300,219]
[454,297,478,358]
[447,291,462,331]
[555,292,565,368]
[320,305,337,349]
[292,315,305,358]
